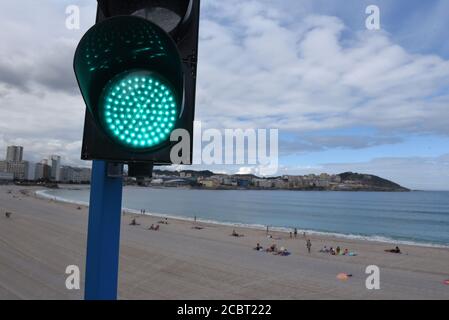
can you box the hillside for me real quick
[337,172,409,191]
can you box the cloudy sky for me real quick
[0,0,449,190]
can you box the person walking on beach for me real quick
[266,225,269,235]
[306,239,312,254]
[294,228,298,238]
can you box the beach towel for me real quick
[336,273,352,281]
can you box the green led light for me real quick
[100,71,178,149]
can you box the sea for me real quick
[37,187,449,247]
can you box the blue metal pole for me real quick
[84,160,123,300]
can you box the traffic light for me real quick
[74,0,200,171]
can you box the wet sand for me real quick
[0,185,448,299]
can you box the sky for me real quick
[0,0,448,190]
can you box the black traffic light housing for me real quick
[74,0,199,167]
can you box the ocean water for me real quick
[38,187,449,247]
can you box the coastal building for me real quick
[6,161,27,180]
[35,162,51,180]
[282,175,305,189]
[60,166,91,183]
[253,179,273,188]
[6,146,23,162]
[273,179,288,189]
[237,179,251,188]
[0,160,6,172]
[150,178,164,185]
[24,162,36,181]
[331,175,341,183]
[51,155,61,181]
[222,177,233,186]
[0,172,14,182]
[198,178,219,188]
[164,179,192,187]
[179,172,192,178]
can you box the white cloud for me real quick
[197,1,449,135]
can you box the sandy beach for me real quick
[0,184,448,300]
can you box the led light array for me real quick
[101,73,178,149]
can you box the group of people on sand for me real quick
[254,243,290,256]
[159,218,169,225]
[288,228,308,239]
[319,245,356,256]
[254,238,311,257]
[129,218,161,231]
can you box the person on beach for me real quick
[306,239,312,253]
[232,229,243,237]
[319,245,329,253]
[255,243,263,251]
[266,225,269,235]
[336,246,341,255]
[277,247,289,256]
[149,224,154,230]
[385,246,401,254]
[130,218,137,226]
[290,232,293,239]
[294,228,298,238]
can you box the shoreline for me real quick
[35,188,449,249]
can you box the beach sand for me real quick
[0,185,448,300]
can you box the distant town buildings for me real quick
[0,146,91,184]
[0,146,402,191]
[147,170,349,191]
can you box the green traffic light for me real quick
[100,71,178,149]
